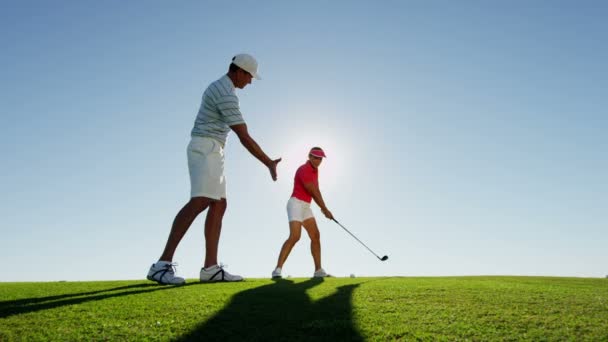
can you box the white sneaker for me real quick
[147,261,185,285]
[272,267,282,279]
[200,264,243,282]
[313,268,332,278]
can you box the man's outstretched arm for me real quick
[230,123,281,181]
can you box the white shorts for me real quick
[287,197,315,223]
[187,136,226,200]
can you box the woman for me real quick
[272,147,334,278]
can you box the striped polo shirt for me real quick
[191,75,246,146]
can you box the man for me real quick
[272,147,333,279]
[147,53,281,285]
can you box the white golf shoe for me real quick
[200,264,243,282]
[271,267,282,279]
[313,268,332,278]
[147,261,185,285]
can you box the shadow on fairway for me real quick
[0,282,192,319]
[177,278,363,341]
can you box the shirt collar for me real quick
[306,160,318,172]
[221,74,236,92]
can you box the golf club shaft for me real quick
[332,218,383,260]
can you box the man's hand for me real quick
[267,158,282,181]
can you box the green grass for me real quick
[1,276,607,341]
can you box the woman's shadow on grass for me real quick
[177,278,362,341]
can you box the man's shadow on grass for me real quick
[0,282,191,319]
[177,278,363,341]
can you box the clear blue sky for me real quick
[1,1,606,281]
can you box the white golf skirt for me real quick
[187,136,226,200]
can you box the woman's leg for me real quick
[276,221,302,268]
[302,218,321,271]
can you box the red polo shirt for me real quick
[291,161,318,203]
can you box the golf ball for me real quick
[350,274,355,278]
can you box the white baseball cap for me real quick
[232,53,261,80]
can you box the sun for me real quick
[275,121,353,194]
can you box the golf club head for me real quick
[380,255,388,261]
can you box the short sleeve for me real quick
[217,95,246,126]
[298,167,315,184]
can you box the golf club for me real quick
[332,218,388,262]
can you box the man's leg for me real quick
[276,221,303,269]
[159,197,211,262]
[203,198,227,268]
[199,198,243,281]
[302,218,321,271]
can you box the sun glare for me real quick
[275,113,353,194]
